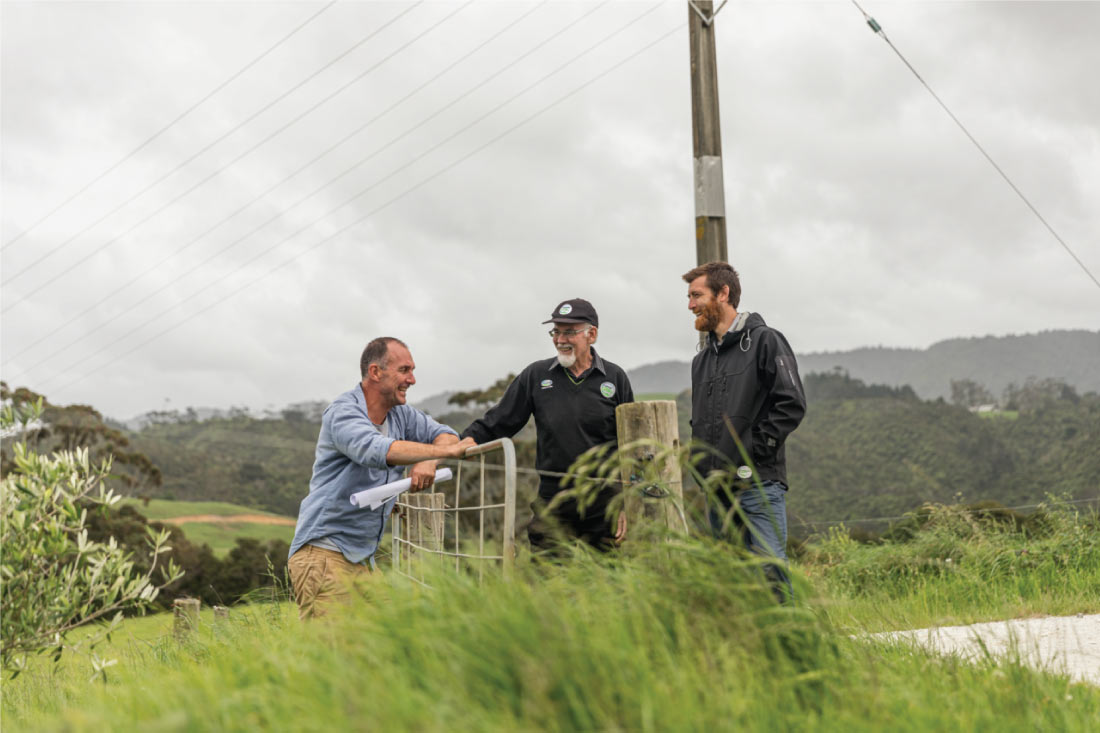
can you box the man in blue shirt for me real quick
[289,337,475,619]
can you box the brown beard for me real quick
[693,299,723,332]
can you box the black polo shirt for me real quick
[462,348,635,499]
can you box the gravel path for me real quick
[875,614,1100,686]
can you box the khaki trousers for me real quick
[288,545,372,620]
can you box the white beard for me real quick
[556,350,576,368]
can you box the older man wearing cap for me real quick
[461,298,635,551]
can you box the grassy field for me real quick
[119,498,296,556]
[119,498,292,521]
[4,506,1099,731]
[636,392,678,401]
[977,410,1020,420]
[802,501,1100,633]
[164,520,295,556]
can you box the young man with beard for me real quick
[461,298,634,552]
[683,262,806,602]
[289,337,476,619]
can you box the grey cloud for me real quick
[3,1,1097,417]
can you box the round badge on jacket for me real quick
[736,465,753,480]
[559,304,573,315]
[600,382,616,398]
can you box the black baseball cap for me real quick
[542,298,598,327]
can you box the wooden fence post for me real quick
[615,400,688,534]
[173,598,201,641]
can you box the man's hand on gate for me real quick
[614,511,627,544]
[408,460,438,492]
[443,437,477,459]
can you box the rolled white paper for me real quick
[349,467,453,510]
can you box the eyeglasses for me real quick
[548,327,590,338]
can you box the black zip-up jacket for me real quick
[462,349,634,499]
[690,312,806,486]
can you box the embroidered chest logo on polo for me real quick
[600,381,616,398]
[540,379,554,389]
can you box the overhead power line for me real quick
[26,1,664,389]
[2,1,457,308]
[1,2,338,252]
[4,0,595,370]
[39,16,682,395]
[851,0,1100,293]
[1,1,425,290]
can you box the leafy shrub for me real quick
[0,400,181,674]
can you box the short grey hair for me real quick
[360,337,407,377]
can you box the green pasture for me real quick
[118,498,295,556]
[636,392,678,401]
[5,509,1099,732]
[119,498,291,521]
[977,409,1020,420]
[168,521,295,556]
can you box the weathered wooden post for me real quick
[173,597,201,641]
[615,401,688,534]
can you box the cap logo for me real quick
[600,382,615,399]
[558,304,573,315]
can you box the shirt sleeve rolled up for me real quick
[328,403,395,469]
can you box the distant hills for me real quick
[18,330,1097,534]
[115,331,1095,424]
[125,367,1099,529]
[626,329,1099,402]
[413,390,460,418]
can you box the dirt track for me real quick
[163,514,296,526]
[875,614,1100,686]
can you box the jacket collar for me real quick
[707,312,759,351]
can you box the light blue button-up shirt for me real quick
[289,383,457,564]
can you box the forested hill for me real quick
[126,373,1099,527]
[626,329,1100,400]
[784,390,1099,531]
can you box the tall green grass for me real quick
[803,501,1100,631]
[4,537,1098,731]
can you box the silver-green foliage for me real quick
[0,399,181,674]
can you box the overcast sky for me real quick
[2,0,1098,419]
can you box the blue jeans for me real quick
[708,479,792,603]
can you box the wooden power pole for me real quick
[688,0,727,267]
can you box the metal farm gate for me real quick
[390,438,517,585]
